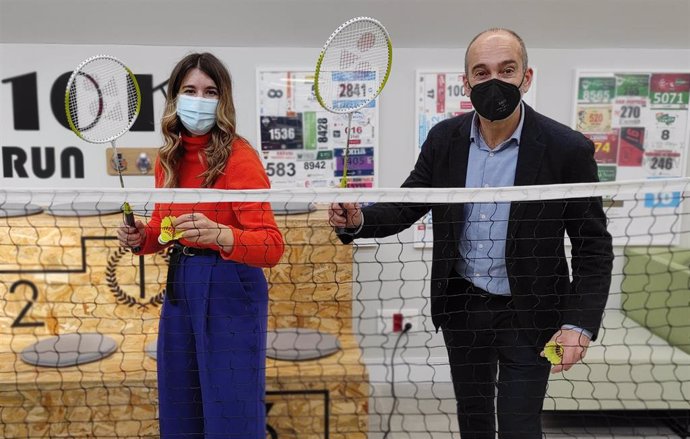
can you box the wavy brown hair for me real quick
[159,53,241,188]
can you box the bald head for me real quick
[464,28,528,75]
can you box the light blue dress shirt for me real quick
[454,102,592,340]
[455,103,524,295]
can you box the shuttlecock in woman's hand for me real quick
[158,216,184,244]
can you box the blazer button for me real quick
[437,281,444,288]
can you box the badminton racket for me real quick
[314,16,392,188]
[65,54,142,251]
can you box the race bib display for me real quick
[258,70,379,188]
[574,70,690,246]
[574,71,690,180]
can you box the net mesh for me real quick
[65,56,140,143]
[316,18,391,113]
[1,181,689,438]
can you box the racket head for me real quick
[314,16,392,114]
[64,55,141,144]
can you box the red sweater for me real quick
[138,134,284,268]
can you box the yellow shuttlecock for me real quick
[544,341,564,365]
[158,216,184,244]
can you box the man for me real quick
[329,28,614,438]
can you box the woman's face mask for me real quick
[176,94,219,135]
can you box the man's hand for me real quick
[328,203,362,229]
[541,328,591,373]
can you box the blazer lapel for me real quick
[513,104,545,187]
[449,116,472,228]
[449,123,471,188]
[510,104,546,228]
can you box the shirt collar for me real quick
[469,101,525,149]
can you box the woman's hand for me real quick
[173,213,234,252]
[117,219,147,250]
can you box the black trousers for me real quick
[441,277,551,439]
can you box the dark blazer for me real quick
[340,104,613,343]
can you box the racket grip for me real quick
[335,202,347,234]
[122,203,141,253]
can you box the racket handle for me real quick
[335,203,347,235]
[122,202,141,253]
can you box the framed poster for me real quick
[574,71,690,181]
[573,70,690,245]
[413,70,538,247]
[257,70,379,188]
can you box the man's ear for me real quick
[520,67,534,94]
[462,73,471,96]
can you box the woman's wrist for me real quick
[218,226,234,253]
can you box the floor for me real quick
[542,411,684,438]
[364,411,687,438]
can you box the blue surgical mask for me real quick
[176,95,219,135]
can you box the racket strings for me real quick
[66,58,139,143]
[317,20,391,113]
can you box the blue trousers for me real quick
[157,253,268,438]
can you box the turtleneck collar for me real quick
[181,132,211,152]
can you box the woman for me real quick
[117,52,284,438]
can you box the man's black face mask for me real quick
[468,77,524,121]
